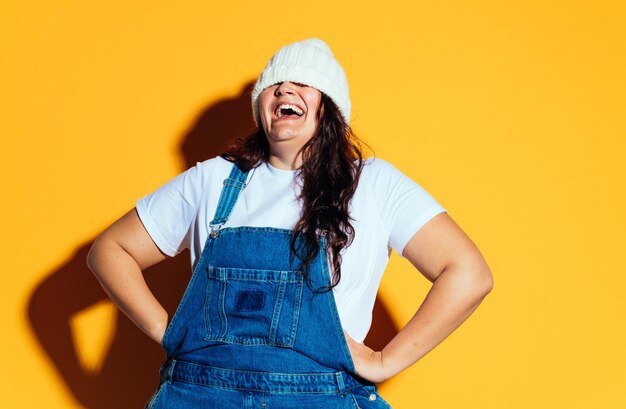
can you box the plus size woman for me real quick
[87,38,493,408]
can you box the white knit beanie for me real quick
[251,38,351,126]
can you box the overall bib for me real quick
[145,163,392,409]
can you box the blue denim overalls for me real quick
[144,163,392,408]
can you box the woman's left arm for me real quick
[345,211,494,383]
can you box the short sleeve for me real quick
[369,158,447,259]
[135,159,215,257]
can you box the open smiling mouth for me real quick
[275,104,304,118]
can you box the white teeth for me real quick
[275,104,304,118]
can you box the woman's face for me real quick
[258,81,322,147]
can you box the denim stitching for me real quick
[204,266,304,346]
[347,392,362,409]
[288,276,303,343]
[210,165,248,226]
[203,266,212,341]
[170,377,341,395]
[169,360,359,395]
[223,178,245,189]
[218,271,228,339]
[268,273,286,344]
[207,266,303,282]
[218,226,293,235]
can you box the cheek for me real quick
[305,92,322,120]
[258,94,270,114]
[258,94,273,127]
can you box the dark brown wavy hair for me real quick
[220,93,370,290]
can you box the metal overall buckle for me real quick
[209,223,223,238]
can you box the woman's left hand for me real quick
[343,331,392,384]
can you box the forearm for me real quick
[381,263,493,378]
[87,237,168,343]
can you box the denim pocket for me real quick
[204,265,304,347]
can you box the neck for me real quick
[268,151,303,170]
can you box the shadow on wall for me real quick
[26,81,398,408]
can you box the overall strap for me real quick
[209,162,250,238]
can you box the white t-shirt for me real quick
[136,156,447,342]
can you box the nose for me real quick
[275,81,295,96]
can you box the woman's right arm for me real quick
[86,208,170,344]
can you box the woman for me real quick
[87,38,493,408]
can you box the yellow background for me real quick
[2,1,625,407]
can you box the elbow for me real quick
[86,239,99,273]
[436,261,494,302]
[481,271,494,297]
[86,235,108,274]
[464,254,494,299]
[452,260,493,301]
[473,266,494,299]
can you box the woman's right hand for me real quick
[87,208,170,345]
[344,331,392,384]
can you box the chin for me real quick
[269,129,309,141]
